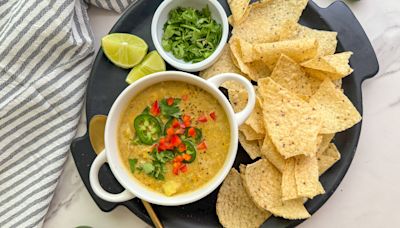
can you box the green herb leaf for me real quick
[160,98,181,118]
[141,163,155,174]
[161,6,222,63]
[128,158,138,173]
[142,106,150,114]
[151,150,175,163]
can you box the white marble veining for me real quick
[43,0,400,227]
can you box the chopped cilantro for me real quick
[128,158,137,173]
[162,6,222,63]
[160,98,181,118]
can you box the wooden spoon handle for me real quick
[141,200,163,228]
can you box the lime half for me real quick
[101,33,148,69]
[126,51,166,84]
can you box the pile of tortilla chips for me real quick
[200,0,362,227]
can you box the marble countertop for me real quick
[43,0,400,227]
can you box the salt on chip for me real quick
[199,44,248,91]
[229,37,271,80]
[280,23,338,56]
[253,38,318,69]
[228,0,251,25]
[281,158,298,201]
[259,78,321,158]
[295,155,325,199]
[260,133,285,173]
[301,52,353,80]
[317,143,341,175]
[216,169,271,228]
[231,0,308,43]
[270,54,313,100]
[241,159,283,209]
[239,132,261,159]
[309,79,362,134]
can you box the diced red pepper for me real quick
[150,100,160,116]
[182,115,191,127]
[166,127,175,136]
[173,166,179,175]
[197,141,207,151]
[178,143,187,152]
[167,97,174,106]
[173,155,184,163]
[172,119,181,128]
[182,154,192,161]
[210,112,216,121]
[170,135,181,147]
[180,164,187,173]
[188,127,196,137]
[198,115,207,123]
[182,94,189,101]
[158,136,175,151]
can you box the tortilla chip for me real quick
[246,96,265,134]
[280,23,337,56]
[229,89,264,138]
[317,134,335,154]
[260,134,285,172]
[239,132,261,159]
[301,52,353,80]
[333,79,342,89]
[317,143,341,175]
[295,155,325,199]
[228,88,247,112]
[309,79,362,134]
[229,37,271,80]
[253,38,318,69]
[270,54,313,100]
[228,0,251,25]
[199,45,248,91]
[216,169,271,228]
[268,198,310,219]
[240,124,264,140]
[259,78,321,158]
[282,158,298,201]
[232,0,308,43]
[241,159,283,209]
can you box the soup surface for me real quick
[118,81,230,196]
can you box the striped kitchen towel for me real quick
[0,0,135,227]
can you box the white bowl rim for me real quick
[151,0,229,72]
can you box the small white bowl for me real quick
[151,0,229,72]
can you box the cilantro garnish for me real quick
[161,6,222,63]
[128,158,138,173]
[160,98,181,118]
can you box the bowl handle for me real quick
[207,73,256,125]
[89,150,135,202]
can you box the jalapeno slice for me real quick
[134,114,162,145]
[182,140,196,163]
[185,127,202,143]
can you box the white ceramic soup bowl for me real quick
[151,0,229,72]
[89,71,255,205]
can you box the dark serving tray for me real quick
[71,0,379,227]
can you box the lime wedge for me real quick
[101,33,148,69]
[126,51,166,84]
